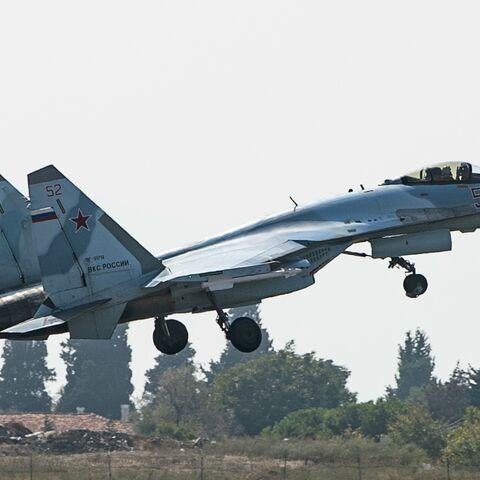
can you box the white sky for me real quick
[1,1,480,403]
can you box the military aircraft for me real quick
[0,162,479,354]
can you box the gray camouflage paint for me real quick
[1,164,480,339]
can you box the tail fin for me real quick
[0,175,40,291]
[27,165,163,338]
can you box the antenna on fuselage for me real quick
[289,196,298,212]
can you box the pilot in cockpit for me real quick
[429,167,443,182]
[441,166,453,181]
[457,163,470,182]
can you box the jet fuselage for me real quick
[2,178,479,337]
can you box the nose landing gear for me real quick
[403,273,428,298]
[389,257,428,298]
[342,250,429,299]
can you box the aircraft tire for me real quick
[229,317,262,353]
[403,274,428,298]
[153,319,189,355]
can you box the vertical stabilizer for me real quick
[27,165,163,339]
[0,176,40,291]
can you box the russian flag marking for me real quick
[32,211,58,223]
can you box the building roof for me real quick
[0,412,134,435]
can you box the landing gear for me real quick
[389,257,428,298]
[153,318,188,355]
[207,292,262,353]
[229,317,262,353]
[342,250,429,298]
[403,274,428,299]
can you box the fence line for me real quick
[0,452,479,479]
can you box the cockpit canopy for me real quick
[384,162,480,185]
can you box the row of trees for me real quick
[136,322,480,463]
[2,305,480,463]
[262,329,480,460]
[0,306,274,419]
[0,324,132,419]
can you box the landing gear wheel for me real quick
[229,317,262,353]
[403,274,428,298]
[153,319,188,355]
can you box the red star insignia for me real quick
[70,209,91,232]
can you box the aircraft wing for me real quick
[144,219,373,290]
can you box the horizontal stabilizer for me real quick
[1,298,110,335]
[2,315,65,335]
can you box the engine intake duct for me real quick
[370,229,452,259]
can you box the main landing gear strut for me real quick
[208,292,262,353]
[152,295,263,355]
[343,251,428,299]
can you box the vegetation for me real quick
[205,304,274,383]
[264,398,405,440]
[0,445,446,480]
[137,322,480,465]
[443,408,480,465]
[211,341,353,435]
[137,363,207,439]
[0,340,54,412]
[143,341,197,398]
[56,324,133,419]
[5,306,480,468]
[387,329,435,399]
[387,403,447,458]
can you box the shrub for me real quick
[388,403,447,458]
[443,408,480,465]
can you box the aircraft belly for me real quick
[166,274,315,314]
[120,291,175,321]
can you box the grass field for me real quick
[0,452,461,480]
[0,438,478,480]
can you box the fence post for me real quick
[446,458,451,480]
[200,454,204,480]
[283,452,287,479]
[357,452,362,480]
[29,452,33,480]
[107,452,112,480]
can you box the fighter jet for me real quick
[0,162,479,354]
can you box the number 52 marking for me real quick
[45,184,62,197]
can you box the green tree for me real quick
[206,304,274,382]
[56,324,133,419]
[443,408,480,465]
[0,340,55,412]
[265,399,406,440]
[388,403,447,458]
[137,364,208,439]
[467,365,480,407]
[424,364,470,422]
[212,341,354,435]
[144,342,196,399]
[388,329,435,400]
